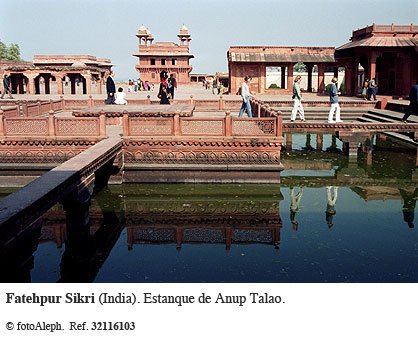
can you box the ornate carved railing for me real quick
[0,111,106,137]
[122,110,282,138]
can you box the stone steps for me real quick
[358,109,418,146]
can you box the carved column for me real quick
[287,64,294,92]
[26,74,37,95]
[307,64,313,92]
[55,75,64,95]
[281,66,286,89]
[318,65,325,94]
[316,134,323,151]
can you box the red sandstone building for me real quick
[228,46,338,95]
[336,24,418,97]
[133,24,194,85]
[0,55,113,95]
[228,24,417,97]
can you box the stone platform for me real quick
[73,104,195,117]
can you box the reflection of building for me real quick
[133,24,194,85]
[336,24,418,96]
[0,55,113,95]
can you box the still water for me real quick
[2,134,418,282]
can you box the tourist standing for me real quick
[106,71,116,104]
[238,76,254,118]
[134,80,138,92]
[328,77,342,123]
[168,74,177,99]
[1,74,13,99]
[115,87,128,105]
[290,186,303,231]
[401,79,418,123]
[290,75,305,122]
[128,80,133,92]
[367,77,377,101]
[325,186,338,228]
[362,78,369,100]
[158,70,170,105]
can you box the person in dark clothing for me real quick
[168,74,177,99]
[106,71,116,104]
[1,74,14,99]
[401,79,418,123]
[399,188,418,228]
[158,70,170,105]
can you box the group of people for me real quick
[290,75,343,123]
[290,186,339,230]
[361,78,377,101]
[127,79,154,92]
[105,70,178,105]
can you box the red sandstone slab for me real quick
[74,104,195,117]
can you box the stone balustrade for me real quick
[0,111,106,137]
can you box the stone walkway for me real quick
[5,84,371,102]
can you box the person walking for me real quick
[238,76,254,118]
[367,77,377,101]
[401,79,418,123]
[290,75,305,122]
[328,77,342,123]
[106,71,116,104]
[157,70,170,105]
[1,74,14,99]
[325,186,338,228]
[290,186,303,231]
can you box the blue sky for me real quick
[1,0,417,80]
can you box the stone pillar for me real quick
[85,76,92,95]
[225,111,232,136]
[286,133,292,150]
[316,134,323,151]
[369,52,377,83]
[26,75,36,95]
[44,75,51,95]
[224,227,233,251]
[287,64,294,92]
[353,55,359,95]
[71,76,76,95]
[56,76,64,95]
[344,64,352,95]
[318,65,325,94]
[97,76,102,95]
[307,64,313,92]
[281,66,286,89]
[334,67,339,78]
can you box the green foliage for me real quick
[0,41,22,60]
[269,83,280,89]
[325,83,332,92]
[339,82,345,93]
[0,41,7,59]
[294,62,307,73]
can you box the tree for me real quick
[0,41,7,59]
[294,62,307,73]
[7,43,21,61]
[0,41,22,61]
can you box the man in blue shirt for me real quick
[402,79,418,123]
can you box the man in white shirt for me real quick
[238,76,254,117]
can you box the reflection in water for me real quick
[325,186,338,228]
[1,134,418,283]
